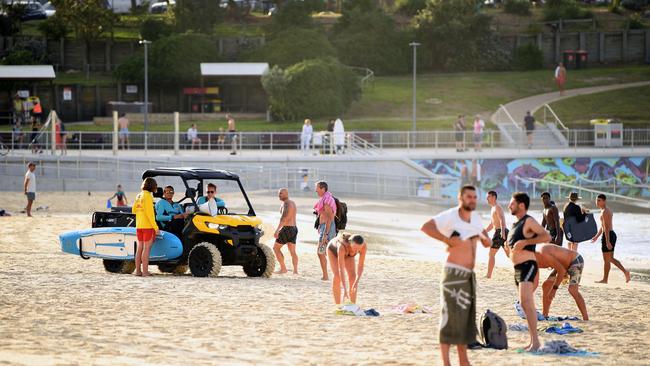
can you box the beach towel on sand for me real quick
[517,340,598,357]
[335,304,380,317]
[540,323,583,335]
[514,301,545,320]
[545,315,580,321]
[394,304,434,314]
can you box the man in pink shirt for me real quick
[314,181,337,281]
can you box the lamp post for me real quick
[139,39,151,150]
[409,42,420,132]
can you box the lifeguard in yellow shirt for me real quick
[132,177,159,277]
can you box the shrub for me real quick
[174,0,223,33]
[331,6,409,75]
[621,0,649,11]
[245,28,337,68]
[625,12,647,29]
[139,17,173,41]
[512,43,543,70]
[504,0,531,15]
[1,39,49,65]
[394,0,428,16]
[38,15,69,39]
[266,0,316,34]
[543,0,593,21]
[262,58,361,121]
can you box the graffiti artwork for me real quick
[415,157,650,199]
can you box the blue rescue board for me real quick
[564,214,598,243]
[59,227,183,261]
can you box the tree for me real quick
[245,27,337,68]
[262,57,361,121]
[115,33,220,86]
[174,0,223,33]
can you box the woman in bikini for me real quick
[327,232,367,304]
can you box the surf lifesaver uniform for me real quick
[132,190,158,242]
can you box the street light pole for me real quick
[409,42,420,132]
[139,39,151,150]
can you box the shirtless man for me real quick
[591,194,630,283]
[314,181,337,281]
[535,244,588,320]
[273,188,299,274]
[485,190,508,279]
[507,192,551,352]
[541,192,563,246]
[421,185,491,366]
[118,113,129,149]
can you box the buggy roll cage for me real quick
[142,168,256,216]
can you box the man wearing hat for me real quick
[563,192,585,251]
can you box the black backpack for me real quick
[334,197,347,230]
[313,196,348,231]
[479,309,508,350]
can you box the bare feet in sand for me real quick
[142,272,151,277]
[595,279,607,284]
[625,270,631,283]
[135,272,142,277]
[525,343,540,352]
[321,276,328,281]
[274,269,288,275]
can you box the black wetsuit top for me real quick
[508,215,536,252]
[563,201,585,223]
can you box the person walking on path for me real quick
[314,181,337,281]
[485,190,508,279]
[554,62,567,96]
[473,115,484,152]
[524,111,535,148]
[274,188,299,275]
[591,194,630,284]
[300,119,313,155]
[132,177,159,277]
[327,232,367,304]
[420,185,491,366]
[507,192,551,352]
[535,244,589,320]
[23,162,37,217]
[187,124,202,149]
[227,114,237,155]
[118,114,130,150]
[563,192,586,252]
[454,115,466,152]
[541,192,563,246]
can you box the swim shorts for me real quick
[548,254,584,286]
[318,223,337,254]
[439,263,477,345]
[25,192,36,201]
[601,231,617,253]
[514,260,538,286]
[119,128,129,138]
[491,228,509,249]
[136,228,156,242]
[276,226,298,245]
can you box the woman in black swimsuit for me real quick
[327,232,367,304]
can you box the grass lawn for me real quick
[534,85,650,128]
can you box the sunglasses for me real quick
[165,191,174,194]
[207,190,215,194]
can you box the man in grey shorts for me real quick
[314,181,337,281]
[23,162,37,217]
[273,188,299,275]
[535,244,589,320]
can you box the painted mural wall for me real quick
[415,157,650,199]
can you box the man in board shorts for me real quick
[591,194,630,284]
[273,188,299,275]
[535,244,588,320]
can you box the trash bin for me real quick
[562,50,576,69]
[575,50,588,69]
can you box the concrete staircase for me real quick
[493,105,568,149]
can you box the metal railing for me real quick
[541,103,569,135]
[494,104,522,131]
[1,128,649,155]
[514,176,650,208]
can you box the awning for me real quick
[0,65,56,80]
[200,63,269,77]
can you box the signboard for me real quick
[63,87,72,101]
[126,85,138,94]
[183,87,219,95]
[17,90,29,98]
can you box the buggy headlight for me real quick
[207,223,229,230]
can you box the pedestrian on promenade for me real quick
[555,62,566,96]
[524,111,535,148]
[473,115,484,152]
[301,119,313,156]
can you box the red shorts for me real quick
[136,228,156,242]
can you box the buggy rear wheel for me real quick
[103,259,136,274]
[188,242,222,277]
[243,244,275,278]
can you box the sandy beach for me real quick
[1,192,649,365]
